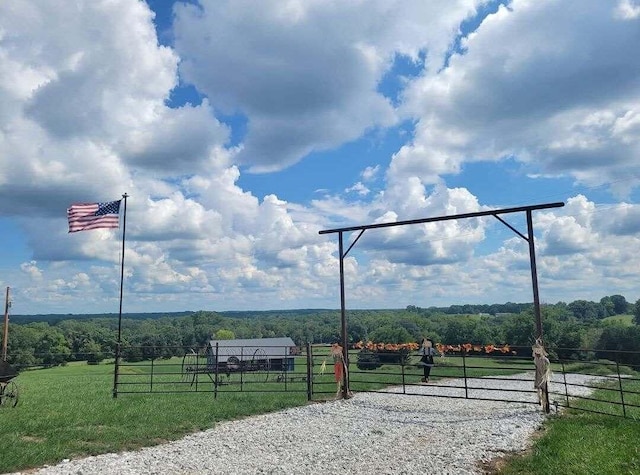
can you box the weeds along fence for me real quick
[4,346,640,420]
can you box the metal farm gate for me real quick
[114,340,313,399]
[308,344,640,420]
[112,341,639,420]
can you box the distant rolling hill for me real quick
[8,309,337,324]
[10,311,195,324]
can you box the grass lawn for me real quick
[0,362,309,474]
[3,353,637,474]
[497,376,640,474]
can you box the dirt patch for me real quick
[20,435,46,443]
[479,450,515,474]
[151,438,171,445]
[477,424,548,474]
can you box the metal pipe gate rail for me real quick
[110,344,639,420]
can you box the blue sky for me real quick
[1,0,640,315]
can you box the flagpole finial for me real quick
[122,192,128,199]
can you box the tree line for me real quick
[4,295,640,368]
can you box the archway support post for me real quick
[338,232,349,399]
[320,201,564,402]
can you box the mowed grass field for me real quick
[601,314,635,326]
[0,361,309,473]
[498,377,640,475]
[1,354,638,474]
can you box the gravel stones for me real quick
[10,373,604,475]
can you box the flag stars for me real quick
[96,201,121,216]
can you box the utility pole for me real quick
[2,287,10,361]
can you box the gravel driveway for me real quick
[10,373,604,475]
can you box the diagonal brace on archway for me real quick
[319,201,565,405]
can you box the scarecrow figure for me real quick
[330,343,345,398]
[532,338,551,412]
[418,338,437,383]
[321,343,352,399]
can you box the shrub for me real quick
[356,349,382,370]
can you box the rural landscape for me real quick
[2,295,640,473]
[2,0,640,473]
[6,296,640,368]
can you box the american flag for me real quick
[67,200,122,233]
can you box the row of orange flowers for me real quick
[435,343,515,354]
[352,341,420,351]
[351,340,515,354]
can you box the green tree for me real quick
[347,321,368,343]
[80,339,104,364]
[610,295,629,315]
[215,329,235,340]
[500,312,536,350]
[6,324,40,364]
[552,321,586,360]
[442,319,489,344]
[470,320,497,343]
[600,297,615,317]
[596,325,640,367]
[369,325,412,344]
[633,299,640,325]
[545,302,573,321]
[121,344,143,362]
[568,300,604,322]
[35,327,71,366]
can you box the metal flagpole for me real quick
[2,287,9,362]
[112,193,128,398]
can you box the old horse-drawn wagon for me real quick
[182,337,297,385]
[0,360,18,407]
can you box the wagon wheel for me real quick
[181,350,199,386]
[0,381,18,407]
[249,348,270,383]
[226,356,241,373]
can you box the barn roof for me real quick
[207,337,296,361]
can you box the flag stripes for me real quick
[67,200,121,233]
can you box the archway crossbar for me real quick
[319,201,565,404]
[320,201,564,236]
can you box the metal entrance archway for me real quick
[319,201,565,402]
